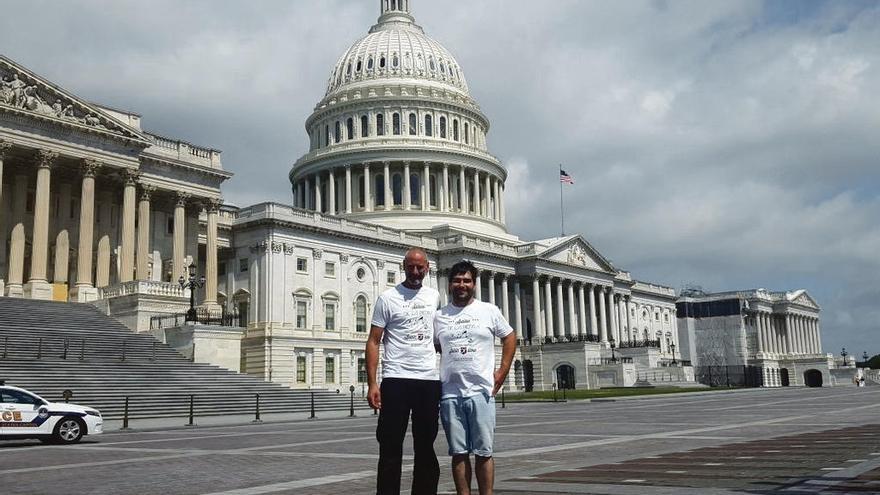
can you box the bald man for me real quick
[366,247,441,495]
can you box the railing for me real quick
[101,280,186,299]
[659,360,692,367]
[587,357,633,365]
[150,308,245,329]
[145,132,222,168]
[617,339,661,349]
[637,370,684,382]
[0,336,164,362]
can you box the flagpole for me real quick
[559,164,565,236]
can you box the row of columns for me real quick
[754,312,822,356]
[293,161,505,222]
[0,143,220,305]
[437,267,678,352]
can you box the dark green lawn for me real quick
[501,386,710,401]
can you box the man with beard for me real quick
[366,247,441,495]
[433,260,516,495]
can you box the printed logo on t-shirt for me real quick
[401,301,432,346]
[446,317,478,361]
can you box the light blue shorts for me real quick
[439,393,496,457]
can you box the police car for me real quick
[0,382,102,444]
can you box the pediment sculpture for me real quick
[567,243,588,266]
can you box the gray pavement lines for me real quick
[91,427,372,447]
[196,470,378,495]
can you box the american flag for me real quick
[560,169,574,184]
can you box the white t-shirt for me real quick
[371,284,440,381]
[433,300,513,398]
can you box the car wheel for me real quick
[53,417,85,444]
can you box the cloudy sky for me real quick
[2,0,877,356]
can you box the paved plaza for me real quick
[2,387,879,494]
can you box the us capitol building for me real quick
[0,1,828,390]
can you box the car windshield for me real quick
[0,388,44,406]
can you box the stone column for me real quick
[475,269,482,301]
[792,315,802,354]
[0,141,9,278]
[598,286,608,343]
[566,281,576,339]
[6,173,29,297]
[363,163,372,212]
[304,177,311,210]
[799,316,808,354]
[814,318,823,354]
[499,183,506,223]
[473,170,481,216]
[54,183,72,285]
[422,162,430,210]
[513,277,522,339]
[442,163,449,212]
[383,161,391,210]
[344,165,352,214]
[577,283,587,338]
[607,290,618,343]
[554,279,565,340]
[625,296,633,342]
[783,314,793,355]
[403,161,411,209]
[136,185,154,280]
[484,173,491,219]
[500,274,510,321]
[69,160,100,301]
[203,199,221,310]
[119,170,138,283]
[25,150,58,299]
[328,170,336,215]
[173,192,189,280]
[543,277,554,340]
[487,272,496,306]
[589,284,598,339]
[531,276,542,342]
[755,313,764,355]
[314,173,322,213]
[459,166,468,213]
[768,314,777,354]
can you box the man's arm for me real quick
[365,325,384,410]
[492,332,516,396]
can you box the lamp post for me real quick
[841,347,849,368]
[670,343,677,366]
[862,351,869,368]
[609,337,617,363]
[179,265,206,322]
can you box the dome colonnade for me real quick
[289,0,508,235]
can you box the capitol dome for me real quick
[290,0,510,238]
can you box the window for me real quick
[239,258,249,273]
[0,388,42,405]
[424,114,433,136]
[464,123,469,144]
[166,216,174,235]
[429,57,436,72]
[429,175,437,207]
[296,356,307,383]
[296,300,308,328]
[655,312,660,321]
[334,121,341,143]
[357,358,367,383]
[26,192,34,213]
[392,113,401,135]
[376,113,385,136]
[355,296,368,332]
[409,113,417,135]
[356,59,362,72]
[296,257,308,273]
[409,173,420,205]
[325,125,330,147]
[325,356,335,383]
[439,116,447,138]
[356,268,366,281]
[360,115,368,137]
[325,302,336,330]
[324,262,335,277]
[664,313,669,323]
[375,175,385,207]
[392,54,399,68]
[392,174,403,205]
[218,262,226,276]
[379,56,386,69]
[70,199,77,219]
[346,118,354,140]
[387,271,396,285]
[367,57,374,70]
[453,119,459,141]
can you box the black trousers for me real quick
[376,377,441,495]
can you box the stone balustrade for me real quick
[100,280,187,299]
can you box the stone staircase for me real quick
[0,297,371,420]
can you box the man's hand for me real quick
[367,383,381,410]
[492,369,507,397]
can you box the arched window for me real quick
[391,0,397,11]
[334,121,341,143]
[424,114,433,137]
[409,113,417,135]
[356,59,362,72]
[393,113,401,135]
[410,173,420,205]
[379,56,386,69]
[355,296,368,332]
[453,119,459,141]
[346,63,352,77]
[324,125,330,147]
[439,116,447,138]
[367,57,374,70]
[429,175,437,207]
[360,115,369,137]
[392,54,399,68]
[374,174,385,207]
[376,113,385,136]
[392,173,403,206]
[464,123,469,144]
[346,118,354,140]
[358,173,366,208]
[429,57,436,72]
